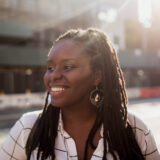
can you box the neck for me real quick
[61,103,97,127]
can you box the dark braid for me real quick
[26,92,60,160]
[26,28,144,160]
[84,108,102,160]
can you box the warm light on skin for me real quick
[138,0,152,28]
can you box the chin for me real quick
[51,103,61,107]
[51,100,63,108]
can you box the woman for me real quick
[0,28,159,160]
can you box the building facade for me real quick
[0,0,160,94]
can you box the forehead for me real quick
[48,40,88,61]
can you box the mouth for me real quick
[49,86,68,96]
[51,87,65,92]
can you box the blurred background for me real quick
[0,0,160,150]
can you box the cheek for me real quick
[69,71,93,88]
[43,72,49,86]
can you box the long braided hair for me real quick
[26,28,144,160]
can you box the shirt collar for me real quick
[58,110,71,138]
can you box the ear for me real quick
[93,69,102,86]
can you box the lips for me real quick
[49,85,68,97]
[51,87,65,92]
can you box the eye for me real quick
[47,65,55,72]
[64,65,75,71]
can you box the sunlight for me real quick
[138,0,152,28]
[98,8,117,23]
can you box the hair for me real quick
[26,28,144,160]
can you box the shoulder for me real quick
[19,110,42,129]
[0,110,42,160]
[127,112,149,135]
[128,112,160,160]
[8,110,42,141]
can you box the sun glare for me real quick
[138,0,152,28]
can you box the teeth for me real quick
[51,87,65,92]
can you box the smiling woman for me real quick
[44,40,96,108]
[0,28,159,160]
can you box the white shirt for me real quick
[0,110,159,160]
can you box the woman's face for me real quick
[44,40,99,108]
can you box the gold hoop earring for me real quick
[90,86,104,108]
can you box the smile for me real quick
[50,87,66,97]
[51,87,65,92]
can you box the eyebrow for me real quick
[46,58,77,63]
[62,59,77,62]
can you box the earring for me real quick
[90,86,104,108]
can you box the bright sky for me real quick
[138,0,152,28]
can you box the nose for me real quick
[49,67,63,81]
